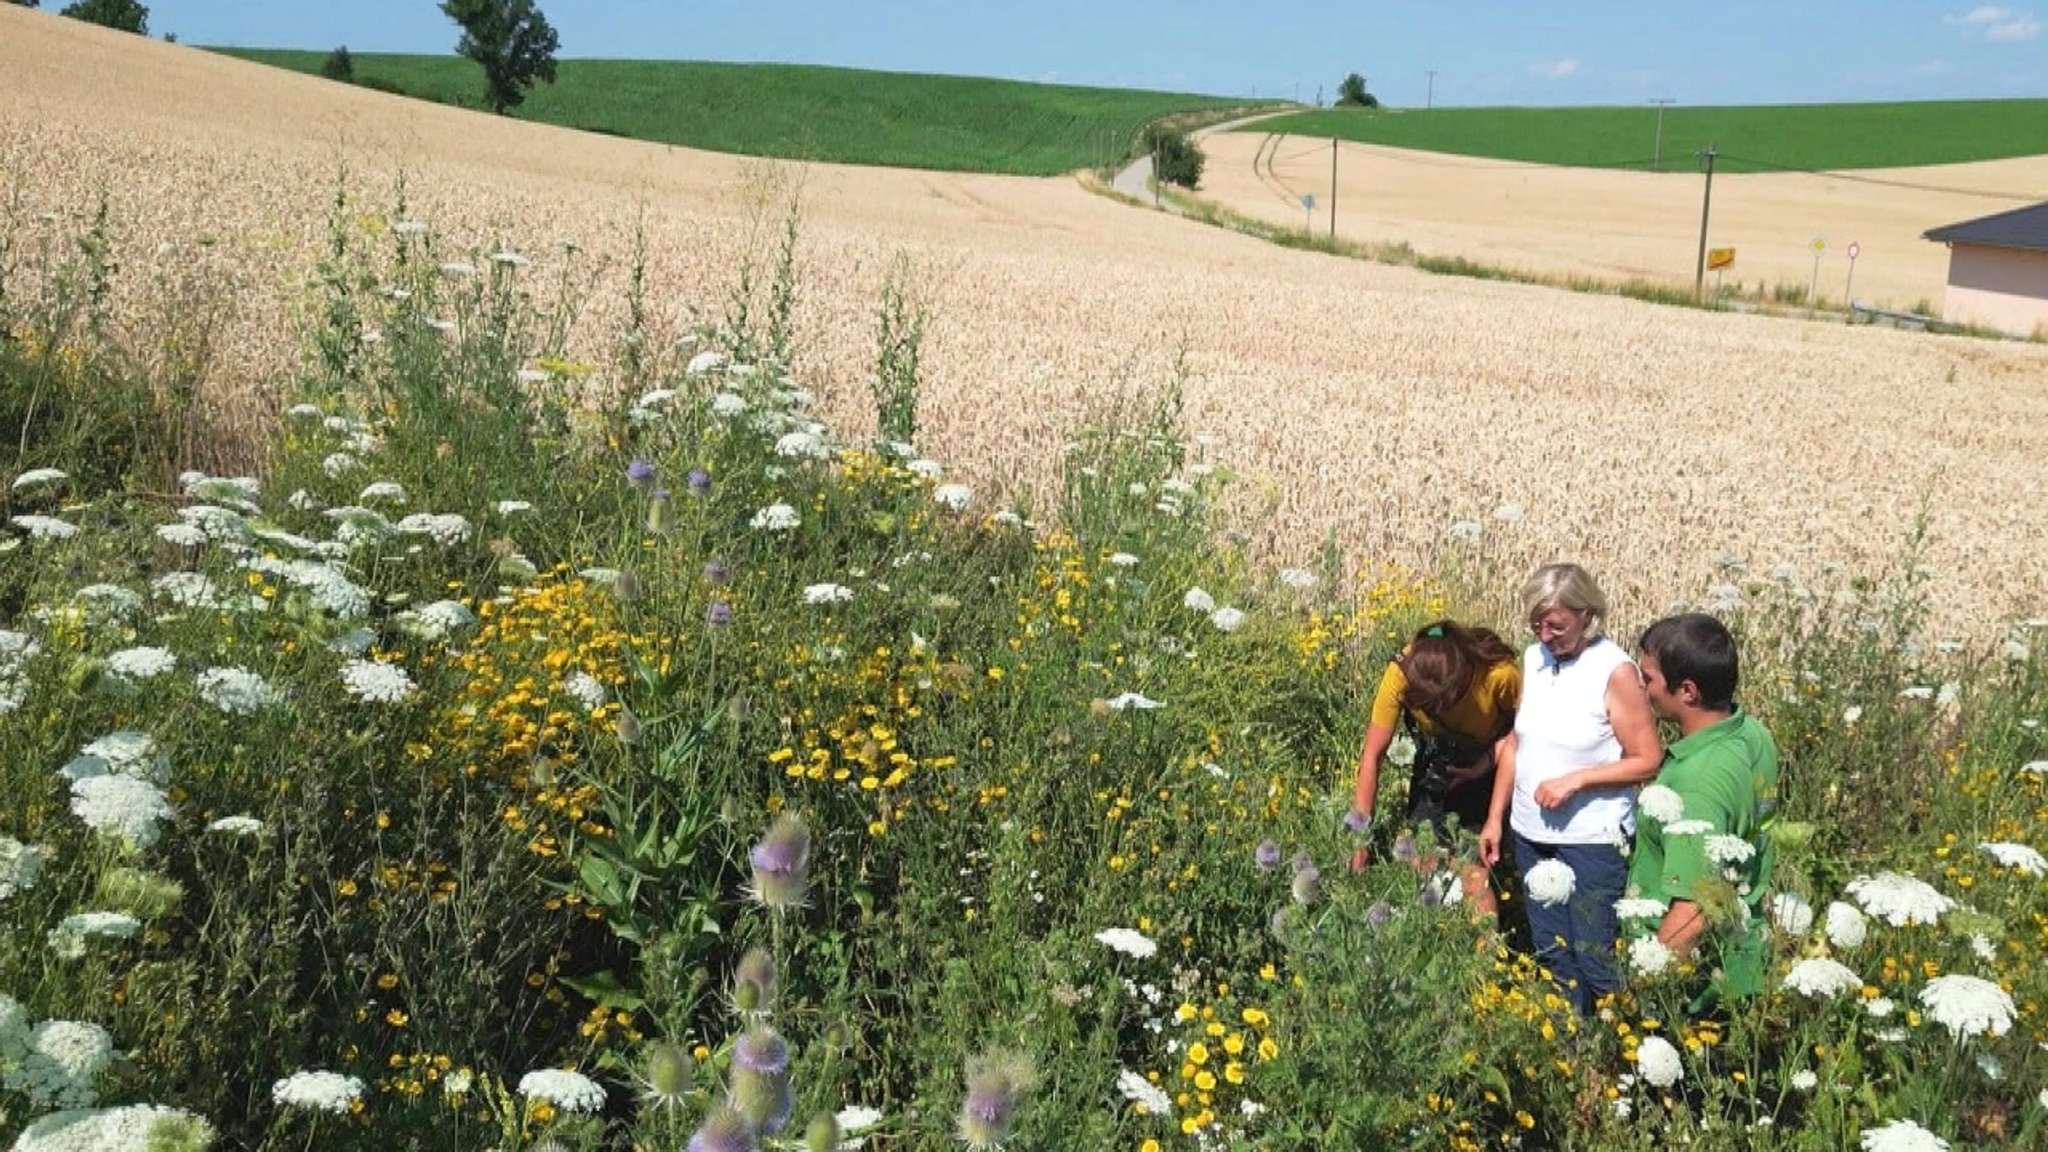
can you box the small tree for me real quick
[1140,123,1204,190]
[59,0,147,33]
[1335,72,1379,108]
[321,45,356,83]
[440,0,559,115]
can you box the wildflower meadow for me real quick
[3,186,2047,1152]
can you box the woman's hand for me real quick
[1349,845,1371,872]
[1478,818,1503,868]
[1533,771,1582,809]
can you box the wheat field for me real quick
[4,9,2045,637]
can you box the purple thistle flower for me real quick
[733,1027,790,1077]
[1365,901,1394,927]
[748,813,811,911]
[1343,809,1372,834]
[687,1105,758,1152]
[703,559,730,586]
[1391,831,1418,863]
[627,459,657,489]
[687,467,713,496]
[957,1051,1034,1149]
[705,600,733,629]
[1254,839,1282,871]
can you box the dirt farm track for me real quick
[4,9,2046,638]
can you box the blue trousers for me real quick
[1513,830,1627,1016]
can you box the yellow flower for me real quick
[1187,1043,1210,1065]
[1142,1142,1160,1152]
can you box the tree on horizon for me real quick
[1335,72,1379,108]
[60,0,147,34]
[440,0,560,115]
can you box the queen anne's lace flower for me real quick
[1635,1035,1682,1088]
[1629,936,1674,976]
[106,647,177,681]
[1525,859,1577,907]
[1,836,44,900]
[11,514,79,540]
[933,483,973,511]
[751,503,800,531]
[1104,693,1164,711]
[1704,834,1756,866]
[10,1020,115,1108]
[395,513,472,547]
[11,467,68,490]
[1182,588,1216,613]
[1663,818,1715,837]
[804,583,855,605]
[1614,897,1668,920]
[272,1070,365,1113]
[207,816,265,836]
[1826,900,1869,948]
[358,481,407,504]
[1094,927,1158,959]
[1977,841,2048,876]
[1637,784,1685,824]
[1783,957,1863,999]
[562,670,607,713]
[1859,1118,1949,1152]
[1108,552,1139,567]
[1847,872,1953,927]
[1116,1068,1172,1115]
[517,1068,606,1113]
[69,775,172,849]
[339,659,416,704]
[195,666,278,714]
[11,1103,215,1152]
[1210,607,1246,633]
[1769,892,1815,936]
[1918,974,2016,1039]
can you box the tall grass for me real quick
[2,188,2046,1151]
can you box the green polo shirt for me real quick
[1627,709,1780,1000]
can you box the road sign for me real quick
[1707,247,1736,270]
[1301,194,1316,210]
[1847,241,1861,260]
[1811,238,1826,254]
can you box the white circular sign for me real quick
[1848,241,1861,260]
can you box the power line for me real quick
[1712,152,2041,203]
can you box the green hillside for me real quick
[215,50,1260,175]
[1243,101,2048,173]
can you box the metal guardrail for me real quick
[1849,299,1934,330]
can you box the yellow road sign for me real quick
[1707,247,1735,270]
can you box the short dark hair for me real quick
[1638,613,1739,711]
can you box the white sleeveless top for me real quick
[1510,636,1637,845]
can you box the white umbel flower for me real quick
[1614,897,1669,921]
[1107,552,1139,567]
[272,1069,365,1114]
[1704,835,1756,866]
[1635,1035,1683,1088]
[1182,587,1216,613]
[195,666,278,714]
[11,467,67,490]
[562,670,607,713]
[933,483,973,511]
[1663,818,1715,837]
[206,815,265,836]
[1094,927,1158,959]
[1116,1068,1173,1115]
[1278,567,1317,588]
[1859,1118,1949,1151]
[1210,607,1246,633]
[1782,957,1863,999]
[1918,975,2016,1039]
[106,647,178,681]
[1637,784,1684,824]
[804,583,855,605]
[1104,693,1164,711]
[11,1103,215,1151]
[0,835,44,899]
[395,513,472,547]
[1629,936,1674,977]
[11,514,79,540]
[15,1020,115,1108]
[751,503,800,531]
[69,775,172,849]
[1525,859,1576,907]
[339,659,416,704]
[1978,841,2048,876]
[358,481,408,504]
[1825,900,1869,949]
[516,1068,606,1113]
[1790,1069,1819,1092]
[1769,892,1815,936]
[1847,872,1953,927]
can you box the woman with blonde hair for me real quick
[1478,563,1660,1015]
[1348,619,1522,913]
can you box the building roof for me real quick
[1924,200,2048,254]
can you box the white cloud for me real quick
[1945,6,2040,39]
[1533,58,1580,80]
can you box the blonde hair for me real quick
[1520,563,1609,637]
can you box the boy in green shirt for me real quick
[1626,613,1781,1002]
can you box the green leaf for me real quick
[560,970,648,1012]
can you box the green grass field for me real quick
[214,49,1259,175]
[1241,100,2048,172]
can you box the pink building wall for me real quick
[1941,244,2048,338]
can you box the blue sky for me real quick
[145,2,2045,106]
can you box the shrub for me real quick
[320,45,355,83]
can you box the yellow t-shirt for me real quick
[1369,651,1522,753]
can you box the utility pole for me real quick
[1426,70,1437,111]
[1330,137,1338,238]
[1694,145,1717,299]
[1649,98,1675,171]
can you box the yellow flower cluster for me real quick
[1160,995,1278,1137]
